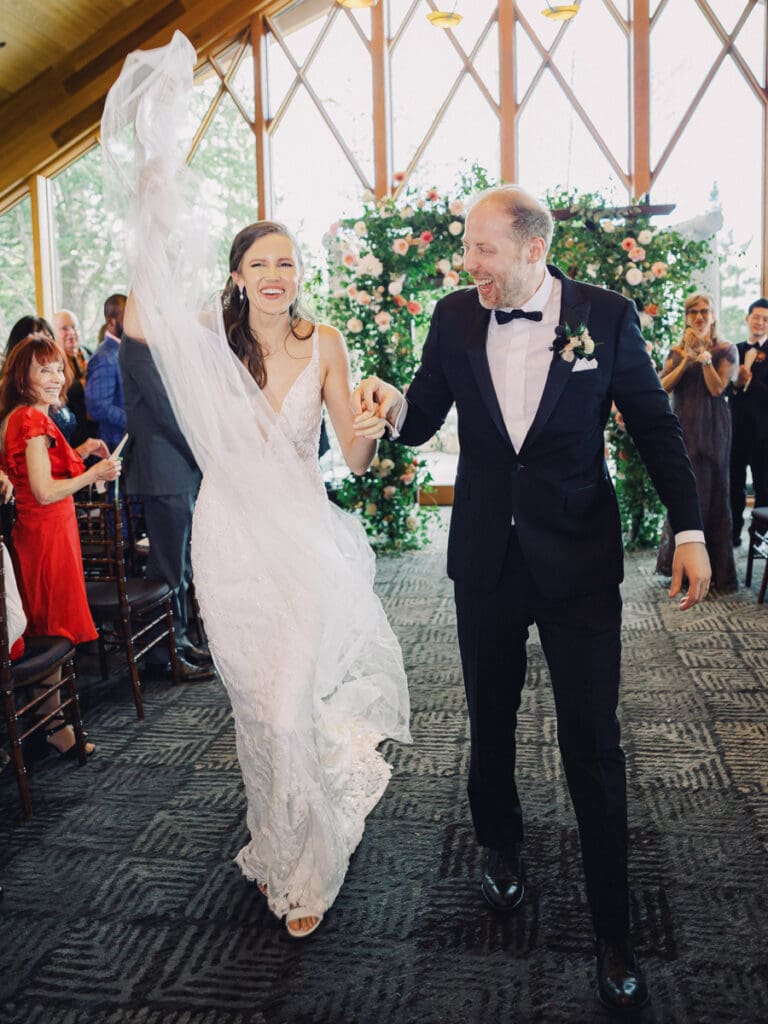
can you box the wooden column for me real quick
[29,175,56,320]
[252,13,272,219]
[371,0,391,199]
[498,0,517,183]
[629,0,651,199]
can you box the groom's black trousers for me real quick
[454,528,629,941]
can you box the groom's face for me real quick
[463,199,543,310]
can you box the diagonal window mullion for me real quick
[186,67,228,164]
[697,0,765,102]
[267,16,373,191]
[390,0,421,55]
[650,0,672,28]
[425,4,500,117]
[515,9,573,115]
[600,0,629,36]
[209,53,253,129]
[339,6,373,52]
[267,9,340,134]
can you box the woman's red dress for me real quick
[2,406,97,645]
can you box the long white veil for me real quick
[101,33,410,913]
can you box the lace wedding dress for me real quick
[102,31,411,920]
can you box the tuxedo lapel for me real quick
[521,267,592,453]
[465,300,514,448]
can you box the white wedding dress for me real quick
[102,32,411,920]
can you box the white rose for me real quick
[346,317,364,334]
[354,220,367,236]
[448,221,463,236]
[402,205,414,217]
[601,220,615,233]
[639,312,654,329]
[436,258,451,275]
[357,253,384,277]
[586,263,599,279]
[406,515,419,531]
[582,334,595,355]
[452,253,464,267]
[388,278,404,295]
[637,229,653,245]
[625,267,643,286]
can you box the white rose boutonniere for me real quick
[552,323,599,363]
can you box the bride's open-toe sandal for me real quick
[285,907,323,939]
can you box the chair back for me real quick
[75,488,131,601]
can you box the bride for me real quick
[103,32,411,938]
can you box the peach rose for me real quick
[392,238,409,256]
[651,262,667,278]
[621,237,636,251]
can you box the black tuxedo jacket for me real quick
[398,266,703,599]
[119,335,201,497]
[731,340,768,441]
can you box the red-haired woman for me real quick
[0,335,121,757]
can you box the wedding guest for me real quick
[353,185,710,1012]
[5,317,77,442]
[0,335,120,758]
[656,292,738,591]
[729,298,768,545]
[85,294,126,449]
[52,309,97,447]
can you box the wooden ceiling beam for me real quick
[0,0,292,209]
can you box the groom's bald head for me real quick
[467,185,553,252]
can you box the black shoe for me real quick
[179,642,213,667]
[480,844,525,911]
[144,657,215,683]
[596,938,650,1012]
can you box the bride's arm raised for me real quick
[319,324,384,476]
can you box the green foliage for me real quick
[547,188,712,548]
[319,167,489,550]
[0,197,36,342]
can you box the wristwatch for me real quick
[702,353,713,366]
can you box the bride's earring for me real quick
[239,285,246,302]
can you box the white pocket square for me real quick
[572,358,598,372]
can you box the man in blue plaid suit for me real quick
[85,293,127,450]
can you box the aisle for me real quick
[1,515,767,1024]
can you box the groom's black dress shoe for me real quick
[596,938,650,1012]
[480,844,525,911]
[144,657,215,683]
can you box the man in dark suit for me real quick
[119,334,214,683]
[353,186,711,1011]
[85,294,127,450]
[729,297,768,545]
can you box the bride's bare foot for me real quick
[285,906,323,938]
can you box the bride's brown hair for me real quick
[221,221,314,388]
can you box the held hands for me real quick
[669,541,712,610]
[351,376,405,439]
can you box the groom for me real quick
[352,185,710,1011]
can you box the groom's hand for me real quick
[669,541,712,610]
[351,376,405,437]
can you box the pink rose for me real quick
[407,300,423,315]
[375,310,392,330]
[342,251,358,267]
[449,199,465,216]
[651,261,667,278]
[426,189,439,201]
[628,246,646,262]
[392,238,409,256]
[420,230,433,243]
[346,317,364,334]
[620,237,636,251]
[357,290,371,304]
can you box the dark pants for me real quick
[142,492,197,660]
[454,529,629,941]
[730,429,768,539]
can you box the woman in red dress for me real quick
[0,334,121,757]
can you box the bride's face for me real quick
[232,233,301,317]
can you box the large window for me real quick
[0,196,35,343]
[5,1,768,317]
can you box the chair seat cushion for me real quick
[86,578,172,619]
[10,635,74,684]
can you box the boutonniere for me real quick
[552,323,598,363]
[756,351,767,363]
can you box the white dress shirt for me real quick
[393,270,703,546]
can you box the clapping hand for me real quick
[77,438,110,460]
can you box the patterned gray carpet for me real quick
[1,512,767,1023]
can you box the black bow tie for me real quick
[495,308,543,325]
